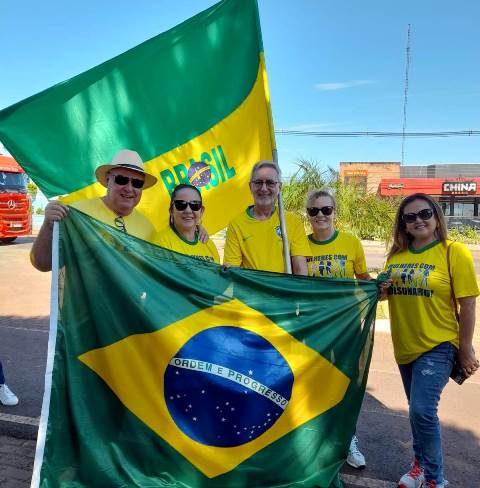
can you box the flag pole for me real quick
[31,222,60,488]
[261,52,292,274]
[272,149,292,274]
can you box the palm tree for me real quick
[282,159,399,242]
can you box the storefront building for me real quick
[340,162,480,228]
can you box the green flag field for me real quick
[0,0,275,234]
[31,209,378,488]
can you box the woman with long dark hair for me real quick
[385,193,479,488]
[153,184,219,264]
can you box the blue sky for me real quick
[1,0,479,183]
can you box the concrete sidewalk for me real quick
[0,436,36,487]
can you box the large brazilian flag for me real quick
[31,208,378,488]
[0,0,274,234]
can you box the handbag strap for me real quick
[446,242,460,322]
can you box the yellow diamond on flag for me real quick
[79,299,350,478]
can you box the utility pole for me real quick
[401,24,411,165]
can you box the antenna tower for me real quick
[401,24,411,165]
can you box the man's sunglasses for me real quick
[251,179,279,189]
[306,206,335,217]
[402,208,434,224]
[173,200,202,211]
[111,174,145,189]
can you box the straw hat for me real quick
[95,149,157,189]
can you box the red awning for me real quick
[379,178,480,196]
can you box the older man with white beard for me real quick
[223,160,310,274]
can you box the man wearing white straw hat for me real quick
[31,149,157,271]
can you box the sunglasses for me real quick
[111,174,145,189]
[173,200,202,211]
[402,208,434,224]
[251,179,279,189]
[114,216,127,233]
[306,206,335,217]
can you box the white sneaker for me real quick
[398,459,425,488]
[0,384,19,406]
[346,435,366,469]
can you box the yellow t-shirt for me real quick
[385,240,479,364]
[71,198,155,241]
[30,198,155,269]
[223,206,311,272]
[307,231,367,278]
[152,225,220,264]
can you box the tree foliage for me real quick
[27,181,38,201]
[282,159,400,242]
[448,226,480,244]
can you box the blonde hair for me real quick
[305,189,336,208]
[387,193,448,259]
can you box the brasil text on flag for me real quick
[0,0,275,234]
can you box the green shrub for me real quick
[448,226,480,244]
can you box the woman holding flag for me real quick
[385,193,479,488]
[305,188,370,470]
[153,183,220,264]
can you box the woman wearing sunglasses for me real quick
[385,193,479,488]
[153,184,220,264]
[305,190,371,281]
[305,189,370,470]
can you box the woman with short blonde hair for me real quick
[305,188,370,470]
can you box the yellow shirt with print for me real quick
[224,206,310,272]
[307,230,367,278]
[71,198,155,241]
[386,240,479,364]
[153,225,220,264]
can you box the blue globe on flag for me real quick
[164,326,294,447]
[188,161,212,187]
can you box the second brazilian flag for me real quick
[0,0,275,233]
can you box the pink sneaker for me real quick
[398,459,424,488]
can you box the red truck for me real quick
[0,155,32,243]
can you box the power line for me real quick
[275,129,480,138]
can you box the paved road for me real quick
[1,237,480,487]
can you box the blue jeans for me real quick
[398,342,455,485]
[0,359,4,384]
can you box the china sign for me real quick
[442,181,477,194]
